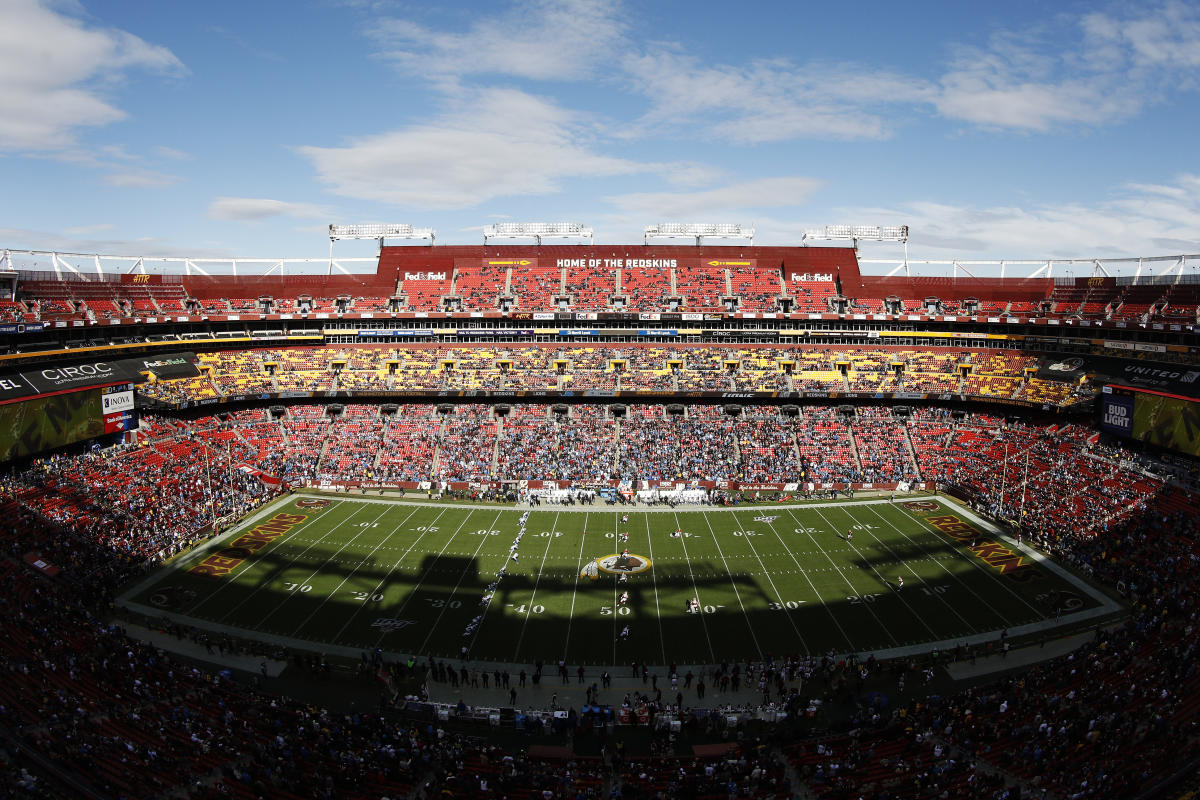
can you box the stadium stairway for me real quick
[315,431,332,476]
[846,422,864,474]
[490,415,503,477]
[901,425,922,479]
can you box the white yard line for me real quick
[885,500,1055,620]
[741,512,857,652]
[328,507,450,643]
[415,510,506,655]
[684,511,763,659]
[851,504,996,631]
[290,504,426,637]
[783,507,900,648]
[810,505,941,640]
[510,512,563,661]
[371,508,481,651]
[641,513,668,667]
[668,513,717,664]
[560,513,593,663]
[192,503,364,623]
[251,505,397,632]
[716,511,810,655]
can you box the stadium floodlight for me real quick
[328,224,435,243]
[802,225,908,244]
[328,224,434,276]
[803,224,909,274]
[482,222,594,245]
[644,223,754,246]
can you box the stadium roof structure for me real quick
[2,243,1199,285]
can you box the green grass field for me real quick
[119,493,1116,666]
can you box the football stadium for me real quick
[1,229,1197,799]
[6,0,1200,796]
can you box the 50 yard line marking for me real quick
[642,512,667,667]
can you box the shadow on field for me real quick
[152,537,1096,666]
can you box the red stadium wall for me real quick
[382,244,861,283]
[852,275,1054,303]
[182,273,396,300]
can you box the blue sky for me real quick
[2,0,1200,270]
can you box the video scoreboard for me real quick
[0,382,138,463]
[1100,384,1200,458]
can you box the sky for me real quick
[2,0,1200,275]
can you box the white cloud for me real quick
[369,0,625,83]
[0,0,184,152]
[104,170,180,188]
[154,145,191,160]
[297,88,699,209]
[622,3,1200,141]
[606,176,823,219]
[623,52,931,143]
[0,226,233,259]
[841,174,1200,260]
[207,197,332,222]
[933,3,1200,131]
[64,223,115,236]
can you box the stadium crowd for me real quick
[133,345,1082,408]
[1,395,1197,798]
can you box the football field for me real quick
[120,493,1118,666]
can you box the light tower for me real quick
[644,223,754,246]
[481,222,593,246]
[802,225,909,273]
[328,224,435,274]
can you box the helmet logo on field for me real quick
[904,500,940,512]
[753,514,778,523]
[147,584,197,610]
[595,552,653,575]
[296,498,331,508]
[371,617,417,632]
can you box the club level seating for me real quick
[135,346,1079,408]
